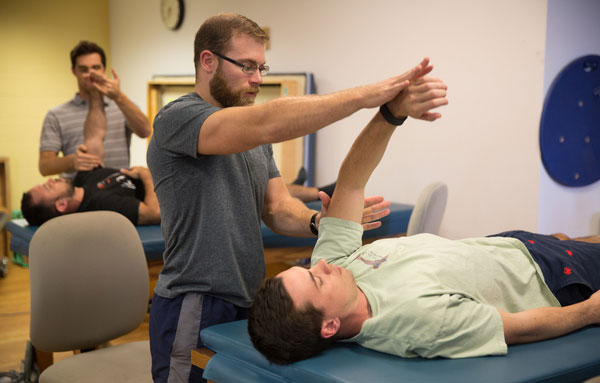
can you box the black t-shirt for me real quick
[74,167,144,224]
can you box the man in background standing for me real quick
[39,40,150,178]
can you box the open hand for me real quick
[74,144,102,171]
[387,75,448,121]
[318,192,391,231]
[90,69,122,100]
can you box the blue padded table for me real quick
[6,202,412,264]
[6,218,165,262]
[198,319,600,383]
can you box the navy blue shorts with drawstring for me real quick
[489,230,600,306]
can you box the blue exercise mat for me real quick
[540,54,600,186]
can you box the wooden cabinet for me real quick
[0,157,10,258]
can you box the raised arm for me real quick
[197,58,431,156]
[38,90,105,176]
[261,59,448,236]
[90,69,151,138]
[327,67,448,223]
[499,290,600,344]
[82,89,107,160]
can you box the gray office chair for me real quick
[28,211,151,383]
[406,182,448,236]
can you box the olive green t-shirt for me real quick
[312,217,560,358]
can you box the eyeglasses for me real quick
[211,51,270,76]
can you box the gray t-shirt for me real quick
[40,93,131,178]
[147,92,280,307]
[312,217,560,358]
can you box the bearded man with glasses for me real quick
[147,13,448,383]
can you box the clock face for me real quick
[161,0,184,31]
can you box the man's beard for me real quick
[209,67,259,107]
[59,179,76,199]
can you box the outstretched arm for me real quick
[499,290,600,344]
[326,66,448,223]
[82,89,107,161]
[197,58,431,155]
[38,89,105,175]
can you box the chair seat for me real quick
[40,340,152,383]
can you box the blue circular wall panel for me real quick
[540,54,600,187]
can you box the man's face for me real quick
[209,34,265,107]
[279,259,359,318]
[72,53,105,92]
[29,178,75,208]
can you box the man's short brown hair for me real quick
[248,277,334,364]
[70,40,106,69]
[21,192,60,226]
[193,13,269,72]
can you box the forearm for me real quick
[264,194,317,238]
[338,113,396,191]
[262,178,317,237]
[39,151,75,176]
[499,300,597,344]
[257,90,366,144]
[202,90,364,155]
[327,113,397,223]
[84,93,107,159]
[113,92,151,138]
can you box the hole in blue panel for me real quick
[583,60,598,73]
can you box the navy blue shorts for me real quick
[489,230,600,306]
[149,292,249,383]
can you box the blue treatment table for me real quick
[197,320,600,383]
[5,202,413,262]
[6,219,165,261]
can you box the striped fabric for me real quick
[40,93,131,178]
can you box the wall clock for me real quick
[161,0,184,31]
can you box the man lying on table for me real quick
[21,82,159,226]
[248,69,600,364]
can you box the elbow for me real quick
[138,124,151,138]
[499,310,532,345]
[38,163,52,176]
[138,211,160,225]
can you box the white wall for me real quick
[110,0,547,238]
[538,0,600,237]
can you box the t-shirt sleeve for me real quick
[262,144,281,179]
[39,111,63,153]
[356,294,507,359]
[152,96,220,158]
[311,217,363,267]
[419,294,507,358]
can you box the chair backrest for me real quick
[29,211,149,352]
[406,182,448,236]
